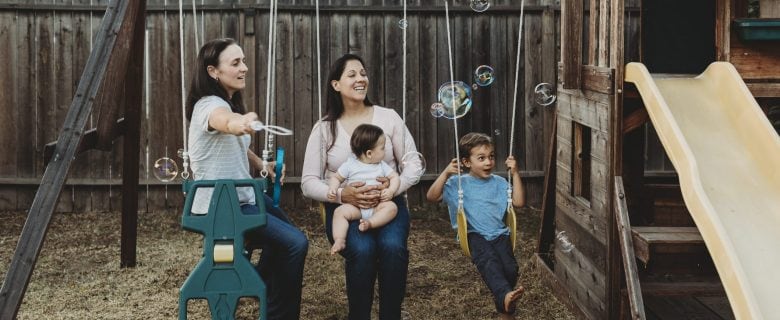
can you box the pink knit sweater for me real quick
[301,106,421,203]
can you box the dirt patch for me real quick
[0,205,573,320]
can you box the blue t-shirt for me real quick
[442,174,510,241]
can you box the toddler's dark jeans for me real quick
[468,233,519,314]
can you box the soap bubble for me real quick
[474,65,495,87]
[470,0,490,12]
[556,230,575,253]
[398,19,408,29]
[400,151,426,185]
[534,82,557,106]
[153,157,179,182]
[430,102,445,118]
[437,81,472,119]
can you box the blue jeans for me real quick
[467,233,518,314]
[324,195,410,320]
[244,194,309,320]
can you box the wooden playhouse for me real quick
[536,0,780,319]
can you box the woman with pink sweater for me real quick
[301,53,422,319]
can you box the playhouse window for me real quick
[572,122,592,202]
[642,0,715,74]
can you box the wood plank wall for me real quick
[549,0,641,318]
[0,0,660,214]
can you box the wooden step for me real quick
[640,279,725,297]
[644,296,734,320]
[620,275,732,318]
[632,226,704,264]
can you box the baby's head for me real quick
[351,124,386,164]
[458,132,495,178]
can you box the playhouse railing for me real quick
[614,176,646,320]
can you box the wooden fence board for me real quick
[541,6,557,163]
[399,13,421,205]
[347,14,364,55]
[292,12,313,179]
[365,14,383,104]
[145,12,173,211]
[254,8,270,162]
[488,15,508,166]
[469,10,491,150]
[0,11,17,209]
[418,12,440,186]
[242,10,257,131]
[434,12,455,173]
[273,13,294,181]
[524,13,544,173]
[382,14,400,114]
[37,11,54,179]
[329,13,348,72]
[15,13,36,210]
[454,12,471,135]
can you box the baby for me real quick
[328,124,400,254]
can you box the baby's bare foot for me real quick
[503,286,525,313]
[330,239,346,255]
[358,219,373,232]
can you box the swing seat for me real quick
[179,179,268,320]
[456,205,518,258]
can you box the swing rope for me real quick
[402,0,407,124]
[261,0,279,177]
[178,0,191,180]
[191,0,200,53]
[443,1,464,208]
[315,0,323,118]
[444,0,471,257]
[504,0,525,252]
[200,0,205,47]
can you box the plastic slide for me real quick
[625,62,780,320]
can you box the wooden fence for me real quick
[0,0,657,213]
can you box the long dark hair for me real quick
[323,53,375,151]
[185,38,246,121]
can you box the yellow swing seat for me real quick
[456,205,517,258]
